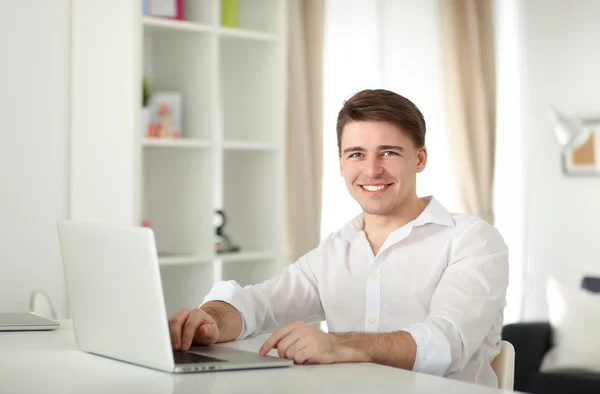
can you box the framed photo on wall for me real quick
[562,122,600,175]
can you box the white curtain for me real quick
[438,0,497,225]
[286,0,324,263]
[492,0,525,323]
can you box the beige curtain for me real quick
[285,0,324,263]
[438,0,497,224]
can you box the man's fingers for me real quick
[282,337,306,360]
[259,324,296,356]
[194,322,219,345]
[275,330,301,359]
[293,348,311,365]
[181,309,214,350]
[168,308,190,350]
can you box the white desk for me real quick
[0,320,512,394]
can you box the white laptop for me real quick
[0,313,59,331]
[56,220,293,373]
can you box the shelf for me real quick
[142,139,212,149]
[142,17,213,35]
[218,251,274,264]
[160,263,215,314]
[70,0,285,316]
[143,149,214,256]
[158,254,212,266]
[218,27,279,43]
[222,258,277,287]
[143,29,214,140]
[220,38,282,143]
[223,151,281,252]
[158,251,275,266]
[222,140,277,151]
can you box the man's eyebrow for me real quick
[378,145,405,151]
[342,146,366,154]
[342,145,405,154]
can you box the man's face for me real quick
[339,121,427,216]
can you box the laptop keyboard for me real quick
[173,350,227,364]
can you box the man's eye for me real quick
[349,153,362,158]
[383,151,397,156]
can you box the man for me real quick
[168,89,509,388]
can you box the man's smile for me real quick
[359,183,393,193]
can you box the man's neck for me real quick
[363,196,428,248]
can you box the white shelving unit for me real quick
[70,0,287,314]
[142,139,213,149]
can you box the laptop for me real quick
[56,220,293,373]
[0,313,60,331]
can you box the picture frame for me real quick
[561,121,600,176]
[145,0,184,20]
[147,92,183,139]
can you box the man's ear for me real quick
[339,152,343,175]
[416,146,428,173]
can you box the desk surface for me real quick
[0,320,512,394]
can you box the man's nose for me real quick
[363,157,384,178]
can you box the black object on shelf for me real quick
[214,209,240,254]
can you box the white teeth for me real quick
[362,185,387,191]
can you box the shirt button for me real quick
[370,273,378,280]
[368,317,376,324]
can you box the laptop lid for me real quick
[57,220,175,372]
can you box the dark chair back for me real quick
[581,276,600,293]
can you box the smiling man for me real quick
[167,89,509,388]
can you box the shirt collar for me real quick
[337,196,455,242]
[414,196,456,228]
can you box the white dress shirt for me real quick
[202,196,509,387]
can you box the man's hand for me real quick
[259,322,341,364]
[168,307,220,350]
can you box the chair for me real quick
[492,340,515,390]
[501,276,600,394]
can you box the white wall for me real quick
[512,0,600,320]
[0,0,70,317]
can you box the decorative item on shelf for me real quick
[141,219,152,228]
[146,0,184,20]
[141,77,152,138]
[221,0,239,28]
[157,103,179,139]
[143,77,151,106]
[550,107,600,176]
[147,92,182,139]
[214,209,240,254]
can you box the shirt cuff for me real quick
[404,320,452,376]
[200,280,252,340]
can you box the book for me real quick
[222,0,239,28]
[147,0,184,20]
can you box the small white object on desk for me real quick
[0,313,59,331]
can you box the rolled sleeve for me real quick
[404,319,454,375]
[406,220,509,376]
[201,280,253,339]
[200,247,325,339]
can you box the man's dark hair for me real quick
[336,89,426,152]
